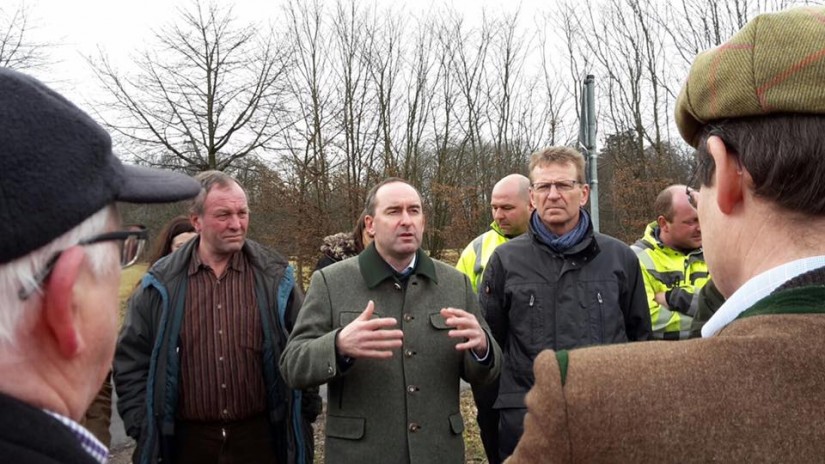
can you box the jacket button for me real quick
[328,364,334,374]
[408,422,421,432]
[407,385,419,394]
[404,349,415,358]
[403,314,414,322]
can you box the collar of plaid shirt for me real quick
[43,409,108,464]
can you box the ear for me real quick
[657,215,669,231]
[190,213,203,233]
[365,215,375,235]
[42,247,86,358]
[579,184,590,207]
[706,135,744,215]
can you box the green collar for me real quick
[738,285,825,320]
[358,243,438,289]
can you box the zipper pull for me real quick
[529,294,535,307]
[597,292,603,304]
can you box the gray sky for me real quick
[22,0,544,107]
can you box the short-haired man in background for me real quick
[456,173,531,464]
[0,67,199,463]
[631,185,709,340]
[507,8,825,462]
[115,171,317,464]
[481,146,651,460]
[457,174,533,293]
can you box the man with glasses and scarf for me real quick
[480,146,651,461]
[506,7,825,462]
[0,67,200,463]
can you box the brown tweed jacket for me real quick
[507,284,825,463]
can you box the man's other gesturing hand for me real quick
[336,300,404,359]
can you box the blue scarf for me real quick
[531,208,591,253]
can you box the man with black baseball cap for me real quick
[0,67,199,463]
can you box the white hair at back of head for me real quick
[0,205,118,348]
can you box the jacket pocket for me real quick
[429,313,450,329]
[508,284,544,355]
[339,310,384,328]
[339,311,362,328]
[448,413,465,435]
[326,415,366,440]
[578,279,624,344]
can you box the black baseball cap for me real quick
[0,67,201,264]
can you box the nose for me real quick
[228,214,241,229]
[399,210,412,225]
[493,208,505,221]
[547,185,563,199]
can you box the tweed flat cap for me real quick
[0,67,201,264]
[675,7,825,147]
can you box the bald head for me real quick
[655,185,701,251]
[491,174,532,237]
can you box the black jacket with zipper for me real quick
[480,217,651,415]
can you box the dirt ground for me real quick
[106,390,487,464]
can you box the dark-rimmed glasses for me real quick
[532,180,583,194]
[686,157,704,209]
[18,225,148,300]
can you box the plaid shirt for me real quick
[44,409,108,464]
[702,255,825,337]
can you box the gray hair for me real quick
[0,205,118,348]
[189,171,244,216]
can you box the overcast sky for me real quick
[21,0,543,107]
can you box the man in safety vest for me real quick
[631,185,709,340]
[456,173,531,464]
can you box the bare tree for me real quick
[0,3,50,70]
[91,1,290,172]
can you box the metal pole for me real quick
[580,74,599,232]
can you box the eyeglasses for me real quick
[685,185,698,209]
[532,180,582,194]
[18,225,148,300]
[686,158,704,209]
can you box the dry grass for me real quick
[311,389,487,463]
[119,264,147,323]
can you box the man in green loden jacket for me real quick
[281,177,501,464]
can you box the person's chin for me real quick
[541,211,567,223]
[395,242,419,254]
[221,241,245,252]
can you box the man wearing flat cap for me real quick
[507,7,825,463]
[0,67,200,463]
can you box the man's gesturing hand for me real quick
[440,307,488,358]
[337,300,404,359]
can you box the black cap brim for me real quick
[116,162,201,204]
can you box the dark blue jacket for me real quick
[114,238,315,464]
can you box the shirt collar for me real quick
[188,243,246,276]
[357,244,437,288]
[702,255,825,337]
[399,253,417,275]
[43,409,108,464]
